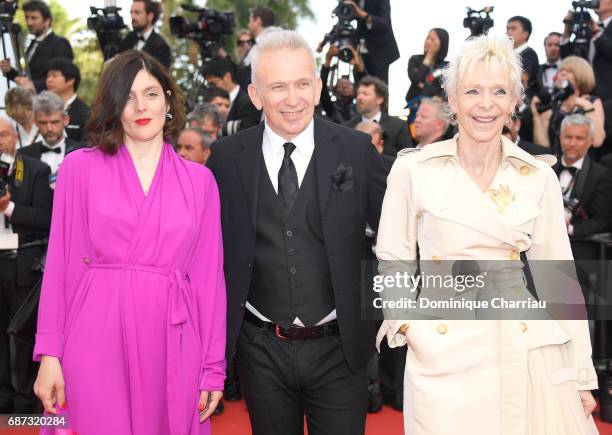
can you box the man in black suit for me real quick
[207,30,387,435]
[118,0,171,69]
[345,75,411,156]
[554,114,612,258]
[202,58,261,136]
[503,116,551,155]
[342,0,399,83]
[0,0,73,93]
[507,16,539,93]
[561,0,612,102]
[0,115,53,413]
[539,32,562,94]
[45,58,91,144]
[18,92,83,187]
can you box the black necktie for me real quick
[25,39,38,61]
[40,145,61,154]
[278,142,299,211]
[561,165,577,176]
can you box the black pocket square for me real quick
[331,164,354,191]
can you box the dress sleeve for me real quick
[192,169,227,392]
[526,167,597,390]
[375,157,419,350]
[33,153,79,361]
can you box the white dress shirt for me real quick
[361,111,382,124]
[16,124,39,149]
[247,119,338,326]
[559,155,585,236]
[40,135,67,177]
[0,156,17,249]
[135,27,153,51]
[26,28,52,62]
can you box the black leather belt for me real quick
[243,309,339,340]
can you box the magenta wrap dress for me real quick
[33,143,227,435]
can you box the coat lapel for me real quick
[235,123,264,228]
[570,154,590,200]
[313,117,342,216]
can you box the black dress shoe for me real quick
[382,392,403,412]
[367,381,383,413]
[214,399,224,416]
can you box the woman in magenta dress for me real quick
[32,50,226,434]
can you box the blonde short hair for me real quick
[559,56,595,95]
[442,34,524,100]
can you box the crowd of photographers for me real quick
[1,0,612,418]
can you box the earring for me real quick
[510,111,518,121]
[166,110,173,119]
[451,113,457,122]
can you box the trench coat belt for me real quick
[87,263,192,435]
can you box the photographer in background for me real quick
[319,44,365,124]
[531,55,606,151]
[118,0,171,69]
[553,114,612,260]
[345,75,411,155]
[539,32,562,93]
[0,0,73,93]
[342,0,399,83]
[561,0,612,102]
[506,16,540,91]
[0,115,53,414]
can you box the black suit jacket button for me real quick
[287,248,295,256]
[286,230,293,237]
[248,263,252,270]
[289,266,297,275]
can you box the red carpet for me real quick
[1,401,611,434]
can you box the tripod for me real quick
[0,19,25,99]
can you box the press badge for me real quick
[49,172,57,190]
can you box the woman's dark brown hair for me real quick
[86,50,185,154]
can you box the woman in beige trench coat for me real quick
[376,35,599,435]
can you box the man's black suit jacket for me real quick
[345,113,411,156]
[119,31,171,69]
[18,138,84,162]
[518,46,540,85]
[561,23,612,102]
[206,116,387,372]
[5,32,73,92]
[555,154,612,238]
[518,138,551,155]
[7,154,53,287]
[357,0,400,68]
[66,97,91,143]
[224,89,261,136]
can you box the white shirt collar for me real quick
[362,111,382,123]
[42,134,67,151]
[263,118,315,160]
[139,27,154,41]
[561,155,585,170]
[602,16,612,28]
[34,28,52,42]
[514,42,529,54]
[229,84,240,105]
[64,94,77,110]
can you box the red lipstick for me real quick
[135,118,151,126]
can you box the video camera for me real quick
[0,0,17,24]
[87,6,126,61]
[568,0,600,60]
[535,79,575,113]
[319,1,360,63]
[463,6,494,37]
[170,4,234,47]
[0,153,14,198]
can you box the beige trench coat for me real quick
[375,135,598,435]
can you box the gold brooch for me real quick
[487,184,516,213]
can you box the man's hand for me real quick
[15,76,34,90]
[325,44,340,66]
[343,1,369,20]
[0,59,12,74]
[0,190,10,213]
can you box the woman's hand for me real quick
[34,356,66,415]
[579,390,597,417]
[574,96,595,112]
[198,390,223,422]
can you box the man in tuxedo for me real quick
[345,75,411,156]
[118,0,171,69]
[202,58,261,136]
[561,0,612,102]
[207,30,387,435]
[539,32,562,94]
[18,92,83,187]
[45,58,91,144]
[0,115,53,413]
[0,0,73,92]
[341,0,399,83]
[506,16,539,92]
[503,115,550,155]
[555,114,612,259]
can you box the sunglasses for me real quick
[237,39,254,46]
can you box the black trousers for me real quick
[362,54,390,84]
[236,320,368,435]
[0,257,40,413]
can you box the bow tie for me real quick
[543,63,558,70]
[137,34,146,42]
[40,145,61,154]
[561,164,578,176]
